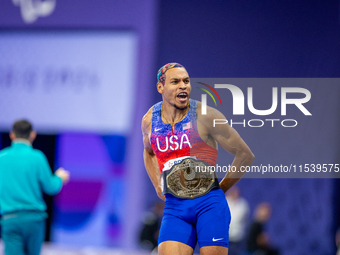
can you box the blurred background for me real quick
[0,0,340,255]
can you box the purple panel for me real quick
[54,180,103,229]
[55,181,103,211]
[53,133,128,247]
[0,1,153,27]
[57,133,110,178]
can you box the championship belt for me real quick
[161,158,220,199]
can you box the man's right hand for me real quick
[157,188,166,201]
[55,167,70,184]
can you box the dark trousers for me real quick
[229,241,246,255]
[1,218,45,255]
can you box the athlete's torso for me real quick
[150,100,218,173]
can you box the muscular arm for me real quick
[142,109,165,201]
[197,103,255,193]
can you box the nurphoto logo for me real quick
[197,82,312,128]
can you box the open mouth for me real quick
[177,92,188,102]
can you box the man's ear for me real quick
[157,82,164,94]
[29,131,37,143]
[9,132,16,141]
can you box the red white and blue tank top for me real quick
[150,100,218,173]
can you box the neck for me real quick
[13,138,32,145]
[161,101,189,124]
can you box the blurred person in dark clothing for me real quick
[139,201,164,251]
[246,202,279,255]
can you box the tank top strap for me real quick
[189,99,197,122]
[152,101,163,124]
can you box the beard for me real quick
[174,103,189,111]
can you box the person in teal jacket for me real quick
[0,119,70,255]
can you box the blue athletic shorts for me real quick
[158,188,231,249]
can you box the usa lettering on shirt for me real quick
[156,134,192,152]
